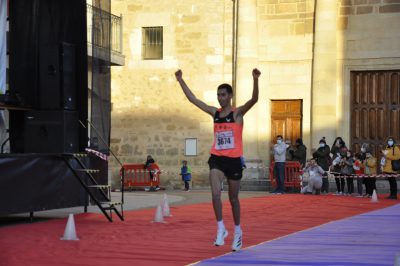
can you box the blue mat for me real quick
[195,204,400,266]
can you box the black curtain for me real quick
[8,0,88,152]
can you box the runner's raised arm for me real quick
[175,69,216,116]
[236,68,261,117]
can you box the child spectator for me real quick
[144,155,160,191]
[363,149,377,197]
[180,160,192,191]
[353,153,364,197]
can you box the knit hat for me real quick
[319,137,326,144]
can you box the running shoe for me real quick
[232,230,243,251]
[214,229,228,246]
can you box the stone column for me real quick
[311,1,338,147]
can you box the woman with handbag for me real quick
[381,136,400,200]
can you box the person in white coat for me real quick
[301,158,325,195]
[272,135,288,194]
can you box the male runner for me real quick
[175,68,261,251]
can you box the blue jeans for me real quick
[274,162,285,192]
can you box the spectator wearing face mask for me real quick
[272,135,288,194]
[312,137,331,194]
[362,147,377,197]
[381,136,400,200]
[330,137,348,195]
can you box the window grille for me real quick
[142,27,163,60]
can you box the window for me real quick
[142,27,163,60]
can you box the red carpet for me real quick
[0,194,397,266]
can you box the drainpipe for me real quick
[232,0,239,107]
[310,0,317,150]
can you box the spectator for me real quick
[360,143,370,161]
[180,160,192,192]
[312,137,331,194]
[290,138,307,167]
[144,155,160,192]
[272,135,288,194]
[362,148,377,197]
[301,158,324,195]
[331,137,348,195]
[285,139,293,161]
[341,150,354,195]
[381,136,400,200]
[353,152,364,197]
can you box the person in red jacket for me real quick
[144,155,160,192]
[353,153,364,197]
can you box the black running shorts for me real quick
[208,154,243,180]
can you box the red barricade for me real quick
[269,161,302,189]
[121,163,161,190]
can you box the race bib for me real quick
[215,131,235,150]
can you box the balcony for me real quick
[87,4,125,66]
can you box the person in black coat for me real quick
[312,137,331,194]
[330,137,348,195]
[289,138,307,167]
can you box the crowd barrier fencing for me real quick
[121,163,160,190]
[268,161,302,190]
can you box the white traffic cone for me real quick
[162,193,171,217]
[60,214,79,241]
[371,189,379,203]
[153,204,165,223]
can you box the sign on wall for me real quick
[185,138,197,156]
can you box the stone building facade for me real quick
[109,0,400,189]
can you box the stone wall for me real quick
[110,0,400,189]
[110,1,234,188]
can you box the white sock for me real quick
[235,225,242,234]
[217,220,225,231]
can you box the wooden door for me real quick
[271,100,302,145]
[351,70,400,159]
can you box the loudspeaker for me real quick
[23,110,79,153]
[39,43,76,110]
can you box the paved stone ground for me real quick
[0,190,270,225]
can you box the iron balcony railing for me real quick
[87,4,123,54]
